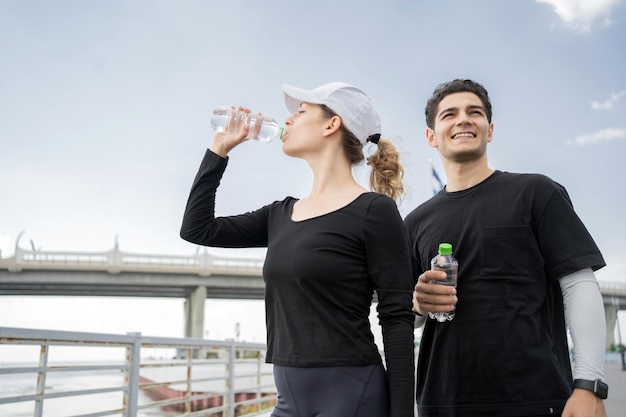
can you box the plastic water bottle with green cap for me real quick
[210,106,284,142]
[429,242,459,322]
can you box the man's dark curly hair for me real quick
[425,79,493,129]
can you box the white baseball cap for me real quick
[283,82,382,145]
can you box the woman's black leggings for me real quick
[270,363,389,417]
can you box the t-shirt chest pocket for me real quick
[480,226,530,278]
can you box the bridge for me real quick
[1,241,626,348]
[0,240,266,341]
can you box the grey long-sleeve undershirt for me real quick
[559,267,606,381]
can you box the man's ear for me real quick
[426,128,438,148]
[323,115,342,137]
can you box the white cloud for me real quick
[567,127,626,145]
[591,90,626,110]
[536,0,623,31]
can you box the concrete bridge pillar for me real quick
[184,286,206,339]
[605,304,617,349]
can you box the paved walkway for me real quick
[255,360,626,416]
[604,360,626,416]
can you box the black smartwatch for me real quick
[573,379,608,399]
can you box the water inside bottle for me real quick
[428,262,457,322]
[211,107,283,142]
[211,107,238,133]
[256,119,283,142]
[210,112,229,132]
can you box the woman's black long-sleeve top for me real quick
[181,150,415,416]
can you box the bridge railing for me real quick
[1,244,625,297]
[0,327,276,417]
[1,245,264,277]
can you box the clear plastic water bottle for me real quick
[210,106,284,142]
[428,242,458,322]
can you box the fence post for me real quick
[125,332,142,417]
[34,341,49,417]
[227,343,236,417]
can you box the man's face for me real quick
[426,92,493,163]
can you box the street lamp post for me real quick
[613,296,625,371]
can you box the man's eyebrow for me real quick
[466,104,485,112]
[437,104,484,117]
[437,106,458,117]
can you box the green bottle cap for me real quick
[438,243,452,255]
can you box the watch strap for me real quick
[573,379,608,399]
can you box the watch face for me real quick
[596,381,609,399]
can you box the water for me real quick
[210,107,283,142]
[210,111,230,132]
[0,366,166,417]
[0,362,274,417]
[0,367,208,416]
[255,119,283,143]
[428,265,458,322]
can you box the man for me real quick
[405,79,608,417]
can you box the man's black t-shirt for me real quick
[404,170,605,417]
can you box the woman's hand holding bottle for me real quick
[209,105,283,158]
[210,106,258,158]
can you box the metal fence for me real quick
[0,327,276,417]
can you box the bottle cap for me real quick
[438,243,452,255]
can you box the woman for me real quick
[181,82,415,417]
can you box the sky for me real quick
[1,0,626,357]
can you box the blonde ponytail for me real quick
[367,138,405,202]
[319,104,405,202]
